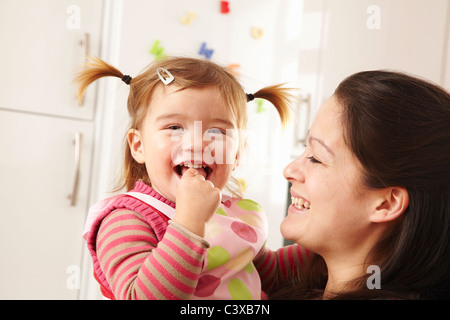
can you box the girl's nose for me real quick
[179,122,206,163]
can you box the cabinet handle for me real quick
[82,32,90,62]
[69,132,82,207]
[295,92,311,145]
[78,32,90,106]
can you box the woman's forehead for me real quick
[310,97,344,145]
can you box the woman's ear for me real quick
[127,129,145,164]
[370,187,409,223]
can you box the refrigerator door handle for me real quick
[295,92,311,146]
[77,32,90,107]
[69,132,82,207]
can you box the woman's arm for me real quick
[96,209,209,299]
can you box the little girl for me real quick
[78,56,305,300]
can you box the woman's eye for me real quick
[307,156,321,164]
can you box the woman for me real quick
[271,70,450,299]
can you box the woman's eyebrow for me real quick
[308,135,335,157]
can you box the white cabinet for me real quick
[296,0,450,143]
[301,0,450,110]
[0,110,94,299]
[0,0,102,299]
[0,0,102,119]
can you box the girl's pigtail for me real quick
[252,84,296,128]
[74,56,126,105]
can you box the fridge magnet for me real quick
[149,40,167,60]
[198,42,214,60]
[220,1,230,14]
[227,64,241,77]
[181,11,196,26]
[251,27,264,39]
[256,99,266,113]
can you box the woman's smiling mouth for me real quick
[291,195,311,211]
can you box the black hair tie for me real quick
[246,93,255,102]
[122,75,132,85]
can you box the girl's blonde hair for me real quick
[75,56,294,197]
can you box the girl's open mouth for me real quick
[174,163,212,180]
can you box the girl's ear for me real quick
[233,152,240,171]
[369,187,409,223]
[127,129,145,164]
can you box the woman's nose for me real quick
[283,154,306,183]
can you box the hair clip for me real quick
[157,68,175,85]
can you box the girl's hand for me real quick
[173,168,221,237]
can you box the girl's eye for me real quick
[168,125,183,130]
[207,128,224,134]
[307,156,321,164]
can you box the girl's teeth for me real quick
[179,163,209,179]
[291,196,311,211]
[183,163,205,169]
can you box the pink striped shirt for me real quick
[88,182,309,299]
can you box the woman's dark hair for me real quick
[273,71,450,300]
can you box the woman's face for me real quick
[281,96,377,256]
